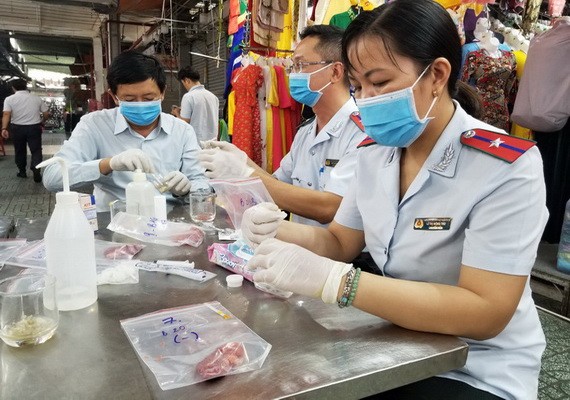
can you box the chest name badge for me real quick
[325,159,339,167]
[413,218,452,231]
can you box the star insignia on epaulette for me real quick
[460,128,536,163]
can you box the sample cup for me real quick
[190,191,217,224]
[109,199,127,221]
[148,173,169,194]
[0,273,59,347]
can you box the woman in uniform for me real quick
[243,0,547,399]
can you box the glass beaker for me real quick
[0,273,59,347]
[190,191,217,224]
[109,199,127,221]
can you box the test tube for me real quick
[148,173,169,193]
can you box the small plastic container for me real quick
[226,274,244,288]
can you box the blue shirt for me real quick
[335,102,547,400]
[43,108,208,211]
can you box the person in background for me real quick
[198,25,367,228]
[2,79,49,182]
[242,1,548,399]
[171,66,219,143]
[43,51,208,210]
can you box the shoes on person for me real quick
[16,171,27,178]
[33,169,42,183]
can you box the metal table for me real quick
[0,209,468,399]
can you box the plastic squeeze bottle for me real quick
[36,157,98,311]
[557,199,570,274]
[126,169,156,217]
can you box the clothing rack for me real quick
[189,51,228,63]
[239,45,294,55]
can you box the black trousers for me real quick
[363,376,505,400]
[10,123,43,172]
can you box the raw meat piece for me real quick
[175,226,205,247]
[104,244,145,259]
[196,342,247,379]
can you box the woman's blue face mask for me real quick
[119,99,162,126]
[355,65,437,148]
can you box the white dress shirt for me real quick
[180,84,219,142]
[43,108,208,211]
[3,90,47,125]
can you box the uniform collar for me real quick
[425,100,466,178]
[320,97,359,138]
[113,108,171,137]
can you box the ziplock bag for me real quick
[107,212,204,247]
[6,239,46,269]
[207,241,292,299]
[0,239,27,268]
[120,301,271,390]
[209,178,274,231]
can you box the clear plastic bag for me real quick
[207,241,292,298]
[107,212,204,247]
[209,178,274,231]
[120,301,271,390]
[0,239,27,268]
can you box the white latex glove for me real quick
[163,171,192,196]
[247,238,352,303]
[241,202,287,248]
[110,149,155,173]
[198,141,254,178]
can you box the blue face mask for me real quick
[355,66,437,148]
[119,100,162,126]
[288,64,332,107]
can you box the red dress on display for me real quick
[232,64,264,166]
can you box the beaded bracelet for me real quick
[346,268,361,307]
[338,267,356,308]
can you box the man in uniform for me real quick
[172,66,219,143]
[2,79,49,182]
[199,25,366,227]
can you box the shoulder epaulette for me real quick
[349,111,365,132]
[357,136,376,148]
[460,128,536,163]
[297,116,315,130]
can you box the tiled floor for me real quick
[0,132,568,398]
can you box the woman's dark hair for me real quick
[106,51,166,94]
[341,0,481,115]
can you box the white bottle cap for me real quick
[55,191,79,205]
[132,169,147,182]
[226,274,244,288]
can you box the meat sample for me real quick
[175,226,205,247]
[196,342,247,379]
[104,244,145,259]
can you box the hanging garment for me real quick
[329,6,359,30]
[461,49,518,131]
[512,19,570,132]
[510,49,531,139]
[232,64,264,165]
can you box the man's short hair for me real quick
[177,66,200,82]
[299,25,344,62]
[10,79,28,91]
[106,51,166,94]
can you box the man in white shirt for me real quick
[2,79,49,182]
[171,66,219,143]
[42,51,208,211]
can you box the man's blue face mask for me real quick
[288,63,332,107]
[119,100,162,126]
[355,65,437,148]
